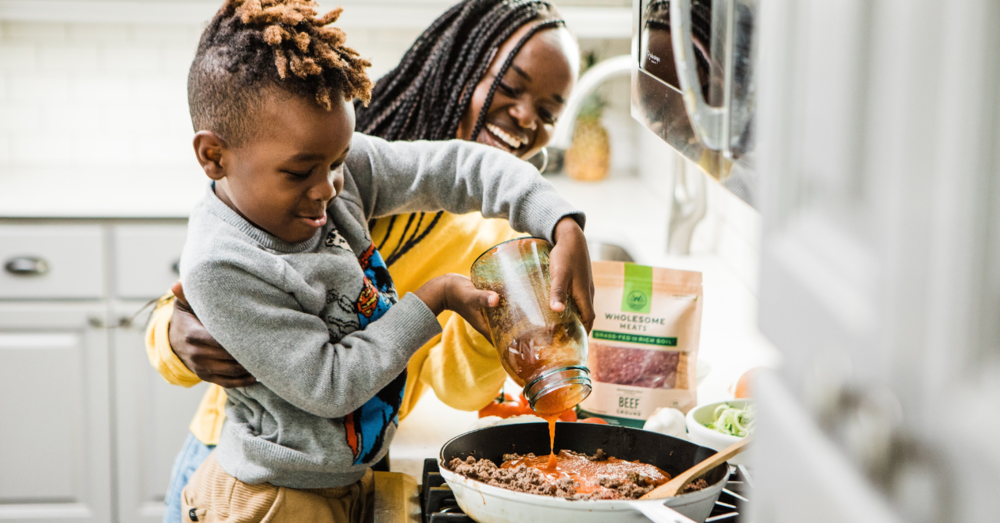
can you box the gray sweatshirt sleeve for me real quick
[345,133,585,242]
[185,257,442,419]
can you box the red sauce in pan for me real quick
[500,450,670,495]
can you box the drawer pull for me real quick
[4,256,49,276]
[171,260,181,276]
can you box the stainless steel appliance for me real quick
[632,0,759,206]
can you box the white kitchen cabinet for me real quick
[113,301,208,523]
[0,225,105,300]
[112,225,187,300]
[0,219,196,523]
[0,303,112,523]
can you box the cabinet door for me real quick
[112,225,187,300]
[0,304,112,523]
[112,303,208,523]
[753,0,1000,521]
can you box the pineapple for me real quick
[565,53,611,182]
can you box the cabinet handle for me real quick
[171,260,180,276]
[4,256,49,276]
[88,316,105,328]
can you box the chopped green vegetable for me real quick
[706,403,755,437]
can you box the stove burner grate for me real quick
[420,459,752,523]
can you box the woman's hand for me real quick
[414,274,499,341]
[169,281,257,388]
[548,217,596,331]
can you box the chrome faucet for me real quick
[549,55,633,150]
[550,54,707,256]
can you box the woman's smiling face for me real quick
[457,24,579,160]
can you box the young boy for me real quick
[178,1,593,522]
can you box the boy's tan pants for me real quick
[181,453,373,523]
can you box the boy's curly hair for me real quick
[188,0,372,146]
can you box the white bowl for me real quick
[686,400,753,465]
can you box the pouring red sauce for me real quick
[531,386,584,471]
[539,413,560,470]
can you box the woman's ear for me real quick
[193,131,228,181]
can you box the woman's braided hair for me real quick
[355,0,564,142]
[355,0,567,266]
[188,0,372,146]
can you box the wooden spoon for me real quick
[640,436,752,500]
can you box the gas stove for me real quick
[419,458,752,523]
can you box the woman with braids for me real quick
[148,0,583,521]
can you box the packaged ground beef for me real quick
[578,262,703,427]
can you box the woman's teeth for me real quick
[486,123,524,150]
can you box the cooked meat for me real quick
[446,450,711,501]
[448,455,578,497]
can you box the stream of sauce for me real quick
[530,385,587,469]
[541,413,560,470]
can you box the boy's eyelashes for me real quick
[282,163,345,180]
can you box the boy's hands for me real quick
[549,217,595,331]
[414,274,499,341]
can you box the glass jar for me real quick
[470,238,591,415]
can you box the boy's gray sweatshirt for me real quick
[180,133,583,489]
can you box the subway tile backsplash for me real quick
[0,20,423,173]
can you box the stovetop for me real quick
[420,458,752,523]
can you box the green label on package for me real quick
[592,330,677,346]
[621,263,653,314]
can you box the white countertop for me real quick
[0,167,205,219]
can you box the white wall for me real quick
[0,19,423,177]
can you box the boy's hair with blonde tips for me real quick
[188,0,373,146]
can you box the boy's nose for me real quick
[309,176,336,202]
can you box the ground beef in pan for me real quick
[447,455,579,498]
[447,451,710,501]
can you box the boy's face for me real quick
[197,90,355,244]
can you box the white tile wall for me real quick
[690,175,762,295]
[0,19,426,176]
[0,20,195,174]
